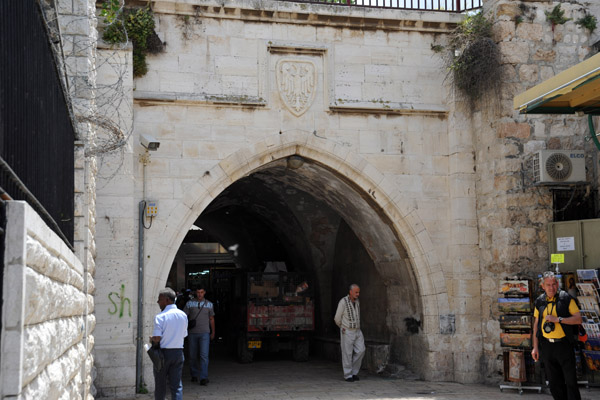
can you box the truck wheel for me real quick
[237,337,254,364]
[293,340,309,362]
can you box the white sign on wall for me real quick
[556,237,575,251]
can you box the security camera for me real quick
[140,134,160,151]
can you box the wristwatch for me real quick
[558,317,563,323]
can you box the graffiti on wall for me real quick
[108,284,132,318]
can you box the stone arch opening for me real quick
[147,136,449,376]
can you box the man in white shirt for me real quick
[334,284,365,382]
[151,288,188,400]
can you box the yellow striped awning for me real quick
[514,52,600,115]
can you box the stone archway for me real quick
[143,131,451,378]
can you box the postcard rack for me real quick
[498,278,542,394]
[576,269,600,383]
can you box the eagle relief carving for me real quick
[276,59,317,117]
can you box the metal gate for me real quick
[0,0,75,247]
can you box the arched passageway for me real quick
[142,135,456,382]
[165,154,422,367]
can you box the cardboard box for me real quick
[250,284,279,298]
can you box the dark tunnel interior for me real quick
[166,157,421,363]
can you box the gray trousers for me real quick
[340,328,365,379]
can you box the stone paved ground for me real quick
[120,348,599,400]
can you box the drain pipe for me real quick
[588,114,600,151]
[136,149,151,392]
[135,199,145,392]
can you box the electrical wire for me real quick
[141,200,153,229]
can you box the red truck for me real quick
[234,272,314,363]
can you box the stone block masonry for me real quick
[87,0,600,394]
[476,0,599,383]
[1,202,95,399]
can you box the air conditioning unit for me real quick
[532,150,586,184]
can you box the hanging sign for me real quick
[556,237,575,251]
[551,254,565,264]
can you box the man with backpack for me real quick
[532,271,583,400]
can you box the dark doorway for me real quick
[166,156,420,366]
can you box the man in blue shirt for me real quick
[151,288,188,400]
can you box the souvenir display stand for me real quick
[498,278,542,394]
[576,269,600,385]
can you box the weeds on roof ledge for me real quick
[440,12,502,107]
[100,0,164,77]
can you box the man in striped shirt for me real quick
[334,284,365,382]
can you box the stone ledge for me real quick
[151,0,462,33]
[133,91,267,107]
[133,91,449,116]
[330,101,448,116]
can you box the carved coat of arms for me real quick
[276,59,317,117]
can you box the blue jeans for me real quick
[188,332,210,379]
[154,349,184,400]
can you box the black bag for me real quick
[146,343,164,372]
[187,301,206,330]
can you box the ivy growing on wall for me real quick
[441,12,502,106]
[100,1,164,77]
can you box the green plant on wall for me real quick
[100,0,121,24]
[100,1,164,77]
[545,4,570,30]
[576,14,597,33]
[442,12,502,105]
[430,43,444,53]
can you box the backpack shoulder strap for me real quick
[534,293,547,312]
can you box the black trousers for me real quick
[540,339,581,400]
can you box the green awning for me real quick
[514,53,600,115]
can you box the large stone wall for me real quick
[89,0,600,395]
[60,0,100,396]
[477,0,600,382]
[92,45,137,397]
[0,1,99,399]
[1,202,95,399]
[93,0,484,392]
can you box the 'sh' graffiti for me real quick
[108,284,132,318]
